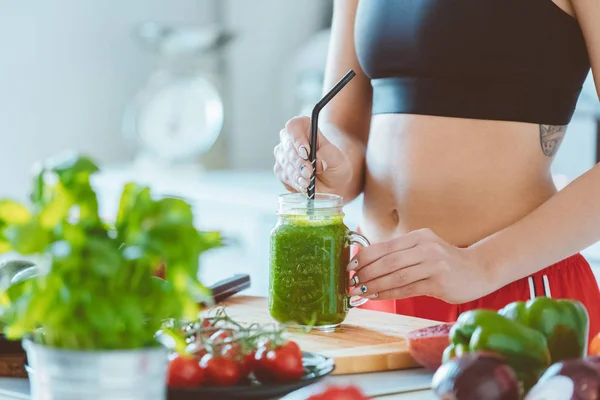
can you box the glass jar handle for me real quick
[347,231,370,308]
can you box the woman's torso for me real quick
[361,115,557,245]
[353,0,589,245]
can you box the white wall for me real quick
[3,0,592,198]
[0,0,329,200]
[0,0,218,200]
[222,0,329,170]
[552,73,599,179]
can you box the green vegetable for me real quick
[498,297,589,363]
[445,309,551,392]
[0,153,221,350]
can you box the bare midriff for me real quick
[360,114,559,246]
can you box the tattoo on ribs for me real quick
[539,125,567,157]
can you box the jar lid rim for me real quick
[278,193,343,209]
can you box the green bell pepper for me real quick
[444,309,551,391]
[498,297,589,363]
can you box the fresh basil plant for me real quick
[0,154,221,350]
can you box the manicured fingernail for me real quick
[350,285,368,296]
[299,146,309,160]
[298,176,309,189]
[366,293,379,299]
[349,276,359,287]
[346,259,359,271]
[321,160,327,172]
[299,165,311,179]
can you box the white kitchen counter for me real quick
[0,370,437,399]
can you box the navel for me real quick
[391,209,400,227]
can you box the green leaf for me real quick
[0,240,12,254]
[4,220,50,254]
[86,237,121,277]
[38,184,73,229]
[116,183,155,246]
[87,298,116,332]
[48,154,99,189]
[5,279,30,304]
[54,222,86,248]
[187,279,213,306]
[30,165,46,206]
[156,197,194,225]
[159,327,188,354]
[0,200,31,224]
[197,231,223,253]
[116,183,138,228]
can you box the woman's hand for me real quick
[273,116,353,194]
[348,229,495,304]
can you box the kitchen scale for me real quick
[123,22,232,173]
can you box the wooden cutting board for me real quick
[217,296,441,375]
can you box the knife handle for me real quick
[209,274,251,304]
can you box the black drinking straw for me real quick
[308,69,356,200]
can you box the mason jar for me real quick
[269,193,370,332]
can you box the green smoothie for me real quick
[269,215,350,327]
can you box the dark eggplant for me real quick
[525,358,600,400]
[432,352,521,400]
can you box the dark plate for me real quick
[168,351,335,400]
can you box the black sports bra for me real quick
[354,0,591,125]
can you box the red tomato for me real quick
[283,340,301,354]
[167,355,205,388]
[200,354,241,386]
[253,340,304,383]
[307,386,368,400]
[221,342,256,380]
[406,323,454,370]
[240,351,256,379]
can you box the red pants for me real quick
[352,243,600,345]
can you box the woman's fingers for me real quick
[274,145,297,192]
[351,246,423,285]
[349,230,423,273]
[350,264,432,297]
[314,149,328,175]
[285,117,311,160]
[275,130,311,192]
[274,115,340,192]
[349,229,440,273]
[373,280,433,301]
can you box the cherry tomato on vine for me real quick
[253,340,304,383]
[200,353,241,386]
[167,355,205,388]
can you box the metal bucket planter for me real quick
[23,339,169,400]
